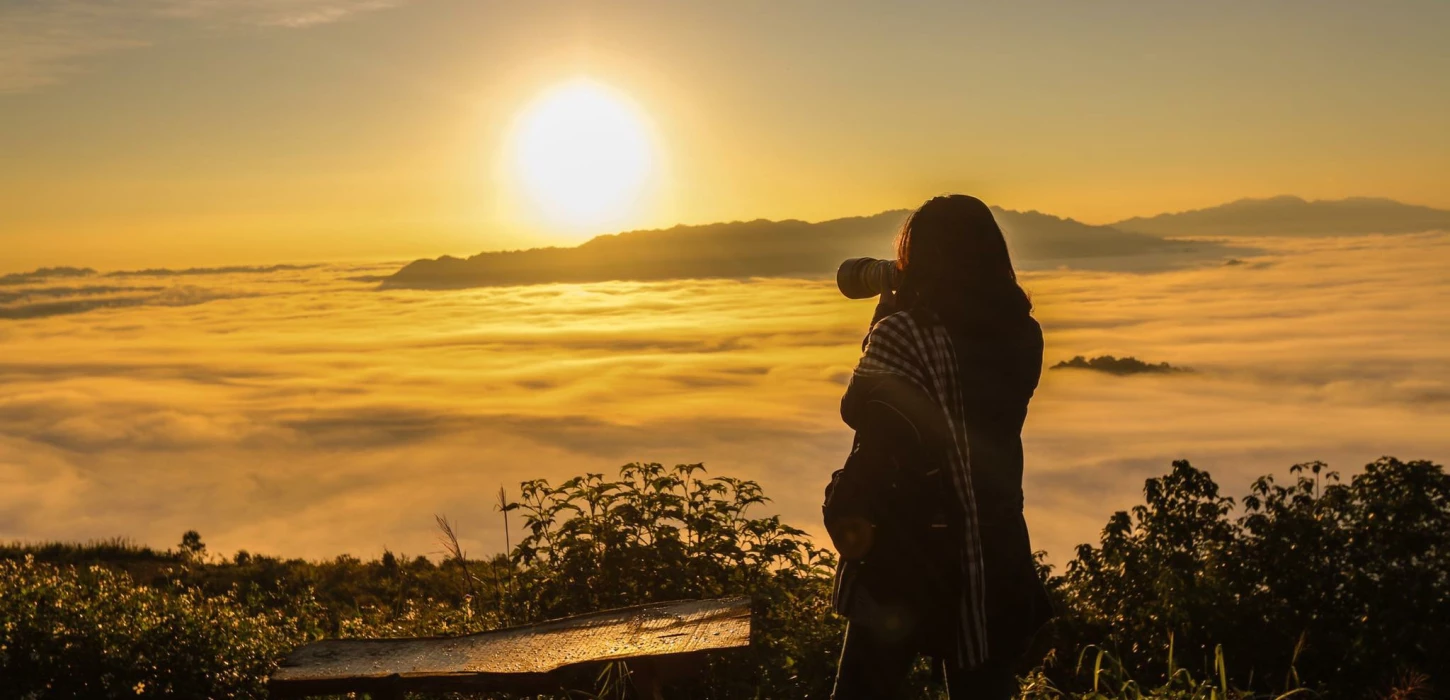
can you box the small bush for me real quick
[1051,457,1450,697]
[496,463,843,699]
[0,556,314,699]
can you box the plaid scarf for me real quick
[853,308,989,667]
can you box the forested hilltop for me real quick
[3,457,1446,699]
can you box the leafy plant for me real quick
[1052,457,1449,698]
[3,456,1445,699]
[495,463,843,699]
[0,556,315,699]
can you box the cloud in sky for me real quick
[0,0,409,92]
[0,235,1447,566]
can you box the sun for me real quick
[509,79,656,232]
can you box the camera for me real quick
[836,257,899,299]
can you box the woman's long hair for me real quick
[895,194,1032,326]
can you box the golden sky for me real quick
[3,2,1448,560]
[3,1,1449,271]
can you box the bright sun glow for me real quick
[510,79,655,231]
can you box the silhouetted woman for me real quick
[825,195,1051,698]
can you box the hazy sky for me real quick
[2,0,1447,271]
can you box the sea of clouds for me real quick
[2,232,1447,566]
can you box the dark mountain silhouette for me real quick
[384,208,1227,289]
[1113,196,1450,237]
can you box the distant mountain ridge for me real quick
[384,207,1220,290]
[1113,196,1450,237]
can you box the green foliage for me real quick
[0,537,171,566]
[179,550,482,637]
[3,457,1445,699]
[179,530,207,560]
[1054,461,1239,676]
[1017,644,1317,699]
[1055,457,1450,698]
[0,556,315,699]
[497,463,843,698]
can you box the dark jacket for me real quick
[824,306,1052,665]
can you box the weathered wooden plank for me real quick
[269,597,750,696]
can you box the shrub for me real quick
[493,463,843,699]
[0,556,316,699]
[5,457,1445,699]
[1054,457,1450,698]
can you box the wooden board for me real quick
[269,597,751,696]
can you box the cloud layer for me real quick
[1,234,1447,566]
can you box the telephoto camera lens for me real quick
[836,257,899,299]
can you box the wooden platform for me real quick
[268,597,752,698]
